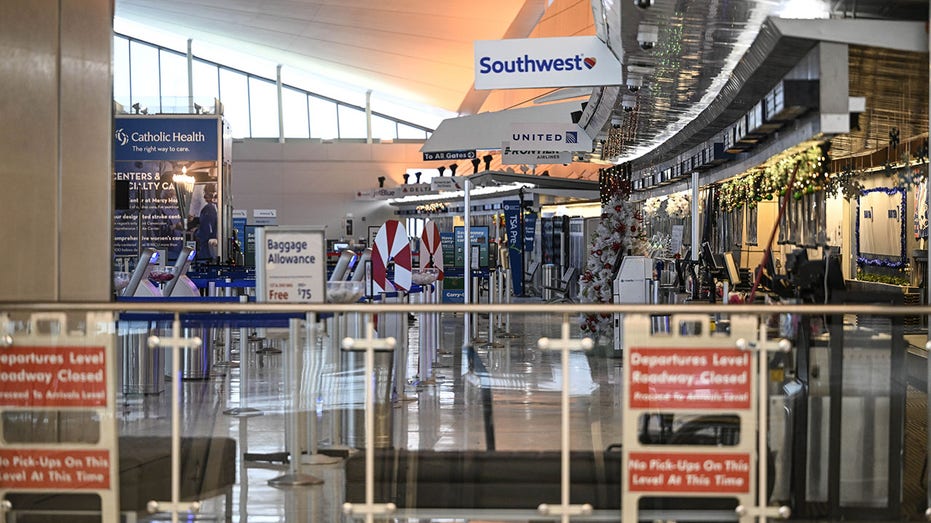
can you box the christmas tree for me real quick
[579,193,645,338]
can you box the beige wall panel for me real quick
[0,0,60,300]
[59,0,113,301]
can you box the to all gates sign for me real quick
[627,452,751,494]
[627,347,751,410]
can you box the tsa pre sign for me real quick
[0,347,107,407]
[0,449,110,490]
[627,452,751,494]
[627,348,751,410]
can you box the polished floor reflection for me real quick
[112,309,929,522]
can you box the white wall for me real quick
[231,139,426,241]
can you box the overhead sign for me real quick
[114,116,219,161]
[423,150,476,161]
[509,123,593,152]
[474,36,623,90]
[255,227,325,303]
[501,141,573,165]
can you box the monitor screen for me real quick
[723,251,740,285]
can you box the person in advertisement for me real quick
[195,183,218,262]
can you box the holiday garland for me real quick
[578,194,646,338]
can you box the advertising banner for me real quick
[509,123,593,152]
[501,141,573,165]
[627,452,751,494]
[255,227,325,303]
[454,226,489,267]
[114,116,218,161]
[503,200,524,296]
[627,347,752,410]
[113,117,221,265]
[474,36,623,90]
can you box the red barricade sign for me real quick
[628,347,751,410]
[0,449,111,490]
[0,346,107,407]
[628,451,751,494]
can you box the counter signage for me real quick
[627,452,751,494]
[0,346,106,408]
[509,123,593,152]
[256,227,325,303]
[627,347,751,410]
[423,150,476,161]
[431,177,464,192]
[0,449,111,490]
[252,209,277,226]
[453,226,489,267]
[114,116,218,161]
[399,183,432,195]
[440,232,456,267]
[501,141,573,165]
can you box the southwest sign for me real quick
[508,123,593,152]
[474,36,623,90]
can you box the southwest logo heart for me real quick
[584,57,596,69]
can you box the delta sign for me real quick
[474,36,623,90]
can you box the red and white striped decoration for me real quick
[372,220,412,293]
[419,220,444,281]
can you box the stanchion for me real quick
[268,316,323,487]
[300,313,340,466]
[223,327,262,417]
[418,282,438,383]
[481,270,502,349]
[498,268,520,338]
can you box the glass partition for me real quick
[0,303,924,522]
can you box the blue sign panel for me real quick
[503,200,524,296]
[114,117,219,161]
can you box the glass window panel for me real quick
[398,123,428,140]
[371,115,397,141]
[129,41,159,112]
[191,59,219,109]
[113,36,131,110]
[219,68,249,138]
[337,105,367,139]
[282,88,309,139]
[159,49,189,113]
[249,77,279,138]
[308,96,338,139]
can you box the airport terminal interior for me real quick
[2,0,931,521]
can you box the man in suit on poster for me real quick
[196,183,218,262]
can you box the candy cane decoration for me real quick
[372,220,412,293]
[420,220,444,281]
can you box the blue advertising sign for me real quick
[114,117,219,161]
[524,211,537,254]
[503,200,524,296]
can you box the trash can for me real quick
[119,321,164,394]
[344,350,394,449]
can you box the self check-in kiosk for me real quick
[122,248,162,297]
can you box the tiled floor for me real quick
[111,308,930,522]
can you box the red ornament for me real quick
[595,249,603,256]
[614,205,622,212]
[612,242,621,251]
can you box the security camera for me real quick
[610,116,623,129]
[633,0,653,8]
[637,24,659,52]
[621,95,637,112]
[626,75,643,92]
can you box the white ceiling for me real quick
[115,0,545,116]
